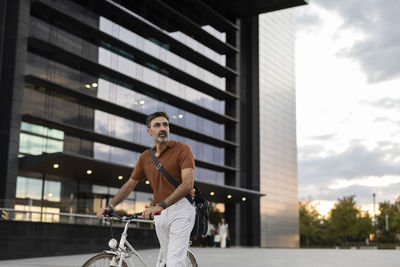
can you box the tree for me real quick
[299,201,320,247]
[356,211,373,241]
[377,201,400,242]
[329,195,369,244]
[208,203,224,225]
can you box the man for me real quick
[97,111,195,267]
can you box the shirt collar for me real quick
[151,140,176,151]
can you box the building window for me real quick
[19,122,64,156]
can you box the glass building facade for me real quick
[259,9,299,247]
[17,0,232,220]
[0,0,306,256]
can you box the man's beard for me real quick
[156,132,168,143]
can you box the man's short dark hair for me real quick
[146,111,170,128]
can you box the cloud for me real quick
[307,134,336,141]
[299,142,400,183]
[295,6,322,29]
[322,184,400,206]
[298,142,400,205]
[313,0,400,83]
[329,175,400,189]
[363,98,400,112]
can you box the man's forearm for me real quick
[110,179,139,207]
[163,182,192,207]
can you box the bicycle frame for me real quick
[103,218,169,267]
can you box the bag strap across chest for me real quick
[148,148,194,204]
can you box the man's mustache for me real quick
[158,131,167,136]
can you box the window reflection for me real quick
[93,142,141,167]
[16,176,61,202]
[19,122,64,156]
[91,184,153,215]
[44,180,61,202]
[21,122,64,139]
[15,176,62,222]
[195,167,224,185]
[96,78,225,139]
[16,176,42,200]
[98,47,225,115]
[14,205,60,222]
[99,17,226,89]
[19,133,63,155]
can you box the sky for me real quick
[295,0,400,216]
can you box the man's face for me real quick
[147,116,170,144]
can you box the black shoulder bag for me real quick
[148,148,209,237]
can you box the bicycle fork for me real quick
[115,221,130,267]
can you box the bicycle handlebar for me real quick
[102,210,146,221]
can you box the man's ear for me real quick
[147,128,151,136]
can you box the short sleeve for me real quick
[130,153,146,181]
[179,144,195,169]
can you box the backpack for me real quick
[148,148,209,237]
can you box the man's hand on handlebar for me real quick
[142,205,163,220]
[97,206,113,219]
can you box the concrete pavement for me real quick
[0,247,399,267]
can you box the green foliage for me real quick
[329,195,373,244]
[208,203,224,225]
[299,201,320,247]
[329,195,359,242]
[299,195,374,247]
[299,202,340,247]
[376,201,400,242]
[356,212,373,240]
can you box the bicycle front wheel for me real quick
[82,253,128,267]
[186,250,198,267]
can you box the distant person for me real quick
[218,218,229,248]
[214,227,221,247]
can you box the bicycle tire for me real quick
[186,250,198,267]
[82,253,128,267]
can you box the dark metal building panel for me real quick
[162,0,239,33]
[238,16,261,246]
[0,0,30,207]
[203,0,308,18]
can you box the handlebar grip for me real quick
[102,208,114,216]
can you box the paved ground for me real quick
[0,247,399,267]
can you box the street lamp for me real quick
[373,193,376,243]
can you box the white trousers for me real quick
[154,198,195,267]
[220,233,227,248]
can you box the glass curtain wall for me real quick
[18,0,229,221]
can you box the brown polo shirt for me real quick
[130,140,195,203]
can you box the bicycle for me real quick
[82,211,198,267]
